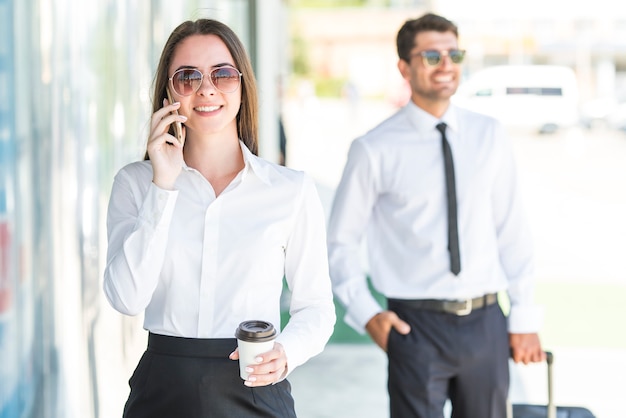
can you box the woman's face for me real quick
[167,34,242,138]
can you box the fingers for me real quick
[524,347,547,364]
[244,360,286,387]
[151,99,180,131]
[513,348,544,365]
[147,100,188,189]
[393,316,411,335]
[511,348,527,364]
[509,333,545,364]
[241,345,288,387]
[366,311,411,352]
[365,312,391,351]
[149,100,187,146]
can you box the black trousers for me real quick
[386,301,509,418]
[123,333,296,418]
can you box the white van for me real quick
[452,65,580,133]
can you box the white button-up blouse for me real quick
[104,142,335,375]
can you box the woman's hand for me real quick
[229,342,289,387]
[147,98,187,190]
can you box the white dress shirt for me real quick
[327,101,542,334]
[104,142,335,375]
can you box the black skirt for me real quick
[123,333,297,418]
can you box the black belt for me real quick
[388,293,498,316]
[147,333,237,358]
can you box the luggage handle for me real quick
[546,351,556,418]
[510,351,595,418]
[507,351,556,418]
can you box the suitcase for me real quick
[510,352,596,418]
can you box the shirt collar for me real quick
[405,100,460,135]
[180,140,273,186]
[239,140,273,186]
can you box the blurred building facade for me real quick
[288,3,626,105]
[0,1,287,417]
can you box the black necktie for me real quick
[436,122,461,275]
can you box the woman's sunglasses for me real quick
[412,49,466,67]
[169,65,242,96]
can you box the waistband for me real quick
[387,293,498,316]
[147,332,237,358]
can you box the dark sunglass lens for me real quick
[423,51,442,66]
[449,50,465,64]
[211,67,240,92]
[173,69,202,95]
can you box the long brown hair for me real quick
[145,19,259,159]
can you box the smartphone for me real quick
[166,88,184,144]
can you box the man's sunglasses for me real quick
[168,65,242,96]
[411,49,466,67]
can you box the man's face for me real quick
[399,30,462,108]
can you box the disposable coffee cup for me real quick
[235,320,277,380]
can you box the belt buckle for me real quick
[452,299,472,316]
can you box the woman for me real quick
[103,19,335,417]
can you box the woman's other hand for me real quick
[229,342,289,387]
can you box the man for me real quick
[327,13,545,418]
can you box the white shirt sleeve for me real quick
[327,140,383,333]
[103,167,179,316]
[276,174,336,375]
[491,124,543,333]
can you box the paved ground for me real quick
[288,343,626,418]
[289,344,388,418]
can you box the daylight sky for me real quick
[439,0,621,20]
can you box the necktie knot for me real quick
[436,122,447,135]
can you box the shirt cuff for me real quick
[274,336,302,380]
[344,293,384,334]
[507,304,544,334]
[138,183,178,229]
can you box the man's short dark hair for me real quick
[396,13,459,62]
